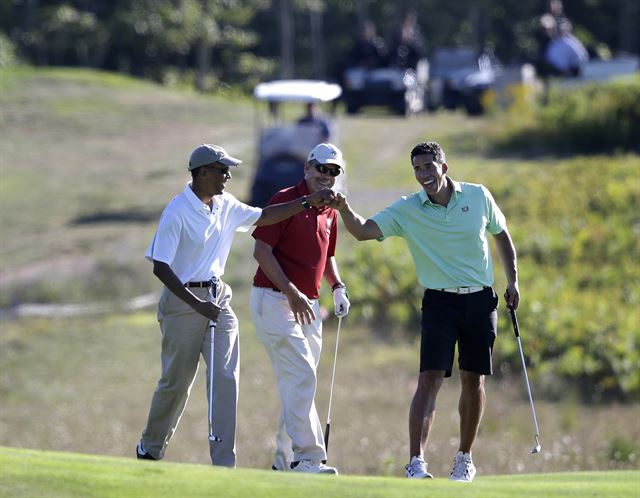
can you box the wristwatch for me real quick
[301,196,312,209]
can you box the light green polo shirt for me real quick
[371,178,507,289]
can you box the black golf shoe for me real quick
[136,442,158,461]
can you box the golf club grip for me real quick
[324,423,330,452]
[509,308,520,338]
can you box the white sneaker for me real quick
[449,451,476,482]
[292,459,338,475]
[405,455,433,478]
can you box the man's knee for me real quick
[460,371,484,391]
[417,370,444,394]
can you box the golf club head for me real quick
[531,435,541,454]
[208,435,222,442]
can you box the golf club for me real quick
[324,316,342,454]
[509,307,541,454]
[208,320,222,443]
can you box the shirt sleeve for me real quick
[145,208,181,264]
[229,194,263,232]
[370,198,406,241]
[482,185,507,235]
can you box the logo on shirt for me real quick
[461,206,470,213]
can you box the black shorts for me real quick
[420,287,498,377]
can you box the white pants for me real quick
[250,286,326,468]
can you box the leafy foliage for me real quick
[494,78,640,155]
[2,0,638,87]
[0,32,19,68]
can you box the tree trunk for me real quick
[618,0,638,54]
[279,0,294,78]
[309,7,325,79]
[196,1,212,92]
[196,39,211,91]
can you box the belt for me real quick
[185,279,217,288]
[435,286,486,294]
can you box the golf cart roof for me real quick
[253,79,342,103]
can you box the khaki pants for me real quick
[250,286,325,468]
[140,280,239,467]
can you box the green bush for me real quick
[0,32,19,68]
[495,78,640,155]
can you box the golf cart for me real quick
[426,46,501,116]
[341,59,429,116]
[248,79,344,207]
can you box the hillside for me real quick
[0,68,638,478]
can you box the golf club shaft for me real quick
[510,309,541,437]
[208,320,221,441]
[324,316,342,452]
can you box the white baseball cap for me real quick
[306,143,344,168]
[188,144,242,171]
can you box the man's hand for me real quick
[285,288,317,325]
[504,281,520,311]
[333,287,350,318]
[192,300,222,321]
[306,188,336,207]
[329,192,348,211]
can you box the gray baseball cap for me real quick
[188,144,242,171]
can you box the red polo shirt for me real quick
[252,181,338,299]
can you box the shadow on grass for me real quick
[71,208,160,225]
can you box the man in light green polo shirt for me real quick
[332,141,519,482]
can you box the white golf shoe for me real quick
[405,455,433,478]
[291,459,338,475]
[449,451,476,482]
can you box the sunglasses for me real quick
[312,163,342,177]
[205,165,230,176]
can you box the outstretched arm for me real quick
[333,193,383,241]
[493,229,520,310]
[255,188,335,226]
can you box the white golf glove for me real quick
[333,286,350,318]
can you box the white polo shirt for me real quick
[146,184,262,283]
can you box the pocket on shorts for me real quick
[490,287,499,310]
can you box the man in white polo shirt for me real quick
[331,141,519,482]
[137,144,335,467]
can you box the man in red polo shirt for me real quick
[250,143,350,475]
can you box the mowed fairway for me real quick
[1,446,637,498]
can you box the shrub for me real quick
[0,32,19,68]
[494,78,640,155]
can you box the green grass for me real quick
[1,446,637,498]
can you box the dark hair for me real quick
[410,141,446,164]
